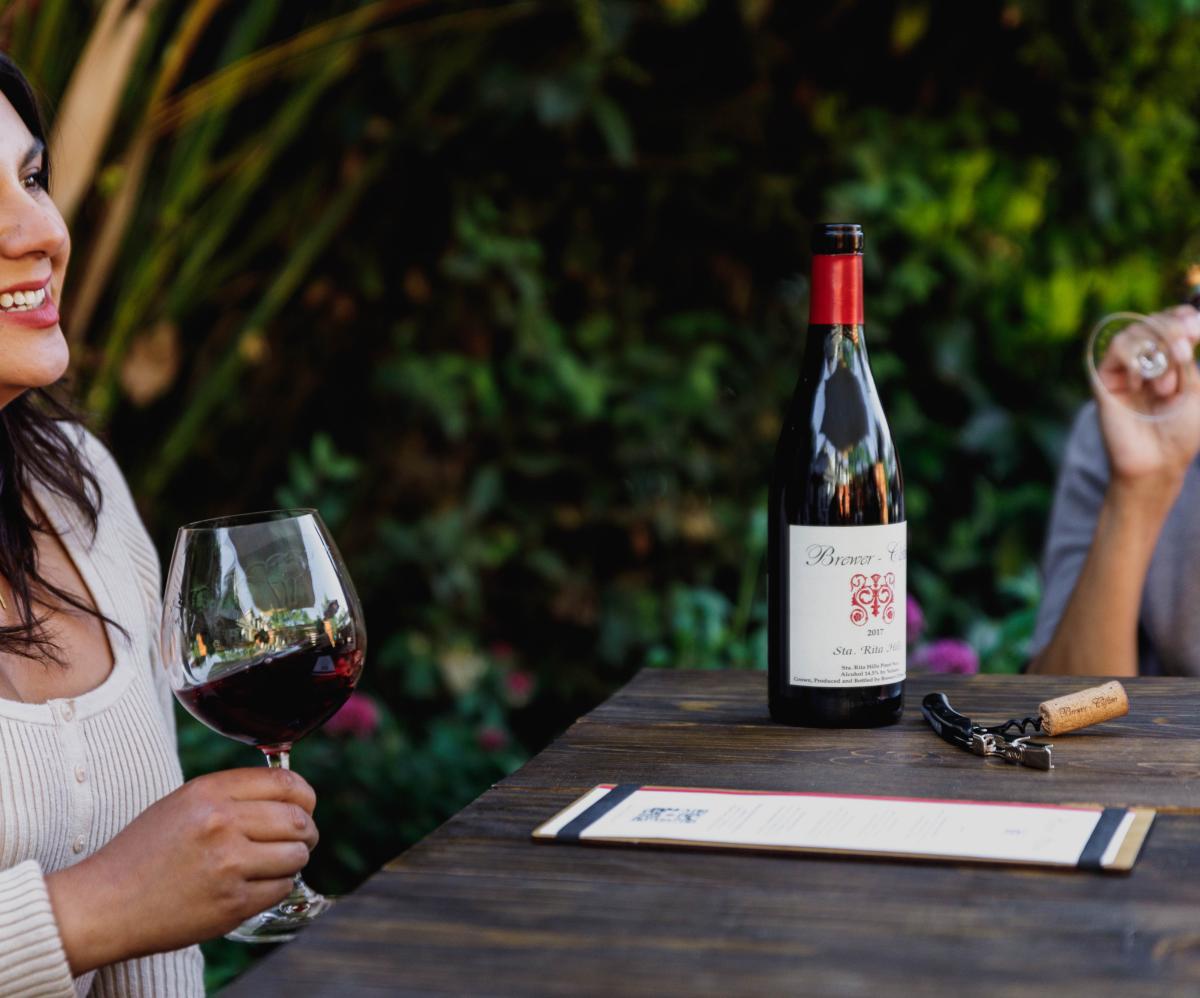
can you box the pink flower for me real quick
[503,670,536,707]
[323,692,381,739]
[477,726,509,752]
[906,595,925,646]
[912,638,979,675]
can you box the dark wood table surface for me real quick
[227,671,1200,997]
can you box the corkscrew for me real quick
[921,682,1130,772]
[921,693,1054,770]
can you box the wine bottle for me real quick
[768,222,905,727]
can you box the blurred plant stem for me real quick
[85,50,351,416]
[150,0,432,136]
[141,144,393,499]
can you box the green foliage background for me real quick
[8,0,1200,988]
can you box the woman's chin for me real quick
[29,341,70,386]
[0,325,70,395]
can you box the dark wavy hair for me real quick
[0,54,118,663]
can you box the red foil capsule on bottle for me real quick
[809,254,864,326]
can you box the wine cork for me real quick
[1038,681,1128,736]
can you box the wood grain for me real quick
[227,672,1200,997]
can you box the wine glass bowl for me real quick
[1086,311,1184,419]
[161,508,366,942]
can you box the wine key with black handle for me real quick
[921,681,1129,771]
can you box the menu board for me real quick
[533,785,1154,872]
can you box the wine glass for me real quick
[1086,310,1189,419]
[161,508,366,943]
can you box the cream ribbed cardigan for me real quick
[0,428,203,997]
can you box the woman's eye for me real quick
[21,171,46,191]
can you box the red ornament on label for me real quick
[849,572,896,626]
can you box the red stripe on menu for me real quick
[810,254,863,325]
[627,786,1096,812]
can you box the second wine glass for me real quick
[1086,311,1183,419]
[161,508,366,943]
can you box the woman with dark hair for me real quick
[0,56,318,996]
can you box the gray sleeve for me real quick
[1029,403,1111,659]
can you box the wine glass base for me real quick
[224,880,335,944]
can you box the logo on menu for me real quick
[849,572,895,626]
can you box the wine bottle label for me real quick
[787,523,906,687]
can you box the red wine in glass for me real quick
[162,508,366,943]
[176,645,364,746]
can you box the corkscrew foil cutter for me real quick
[921,681,1130,772]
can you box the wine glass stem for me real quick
[262,746,303,892]
[264,746,292,771]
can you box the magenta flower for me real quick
[503,670,536,707]
[912,638,979,675]
[323,692,381,739]
[906,595,925,646]
[477,726,509,753]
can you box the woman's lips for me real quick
[0,296,59,329]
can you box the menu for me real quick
[533,785,1154,872]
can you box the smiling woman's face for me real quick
[0,92,69,410]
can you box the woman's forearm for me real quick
[45,858,130,975]
[1030,478,1179,676]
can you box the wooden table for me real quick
[228,671,1200,997]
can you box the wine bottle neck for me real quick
[809,253,863,326]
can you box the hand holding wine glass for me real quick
[46,767,319,973]
[1087,304,1200,487]
[1029,293,1200,679]
[161,509,366,942]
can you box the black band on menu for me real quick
[1077,808,1126,870]
[556,784,641,841]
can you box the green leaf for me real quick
[591,94,635,167]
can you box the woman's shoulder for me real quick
[57,421,157,564]
[66,421,120,475]
[1064,400,1103,455]
[1058,401,1110,481]
[61,422,139,511]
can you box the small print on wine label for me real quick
[788,523,906,687]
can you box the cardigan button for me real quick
[71,836,85,854]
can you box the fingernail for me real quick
[1175,338,1193,362]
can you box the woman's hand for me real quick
[46,767,318,974]
[1094,305,1200,489]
